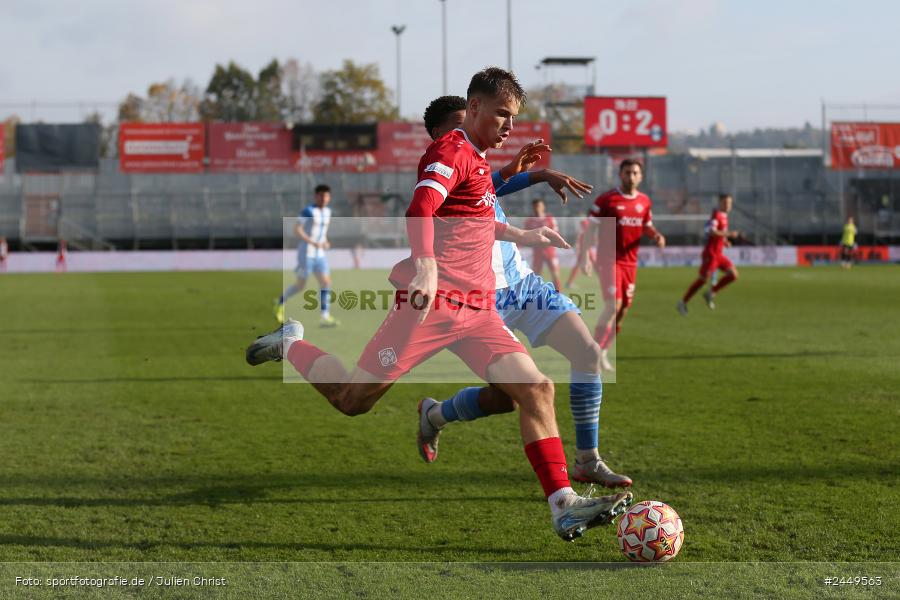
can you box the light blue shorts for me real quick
[296,255,329,279]
[496,273,580,347]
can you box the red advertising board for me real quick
[376,122,433,170]
[488,121,553,170]
[294,149,380,173]
[208,122,293,172]
[584,96,667,148]
[797,245,889,266]
[831,122,900,170]
[293,121,553,173]
[0,124,5,173]
[119,123,205,173]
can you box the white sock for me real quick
[548,486,577,515]
[426,403,447,428]
[576,448,600,464]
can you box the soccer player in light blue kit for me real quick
[415,96,632,487]
[274,183,339,327]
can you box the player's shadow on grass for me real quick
[0,471,539,509]
[618,350,845,362]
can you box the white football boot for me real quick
[245,319,304,366]
[552,490,633,541]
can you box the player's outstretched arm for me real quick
[643,224,666,248]
[531,169,592,205]
[499,224,571,249]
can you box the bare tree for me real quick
[282,58,319,124]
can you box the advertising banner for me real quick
[796,245,890,266]
[119,123,205,173]
[831,122,900,170]
[208,122,293,172]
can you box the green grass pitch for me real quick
[0,266,897,598]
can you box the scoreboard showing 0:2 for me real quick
[584,96,668,148]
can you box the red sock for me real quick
[712,273,736,293]
[524,437,571,497]
[287,340,328,379]
[553,278,561,291]
[683,278,705,302]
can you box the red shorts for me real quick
[357,299,526,381]
[532,247,558,274]
[699,252,734,278]
[596,262,637,308]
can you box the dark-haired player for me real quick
[579,160,665,372]
[274,184,338,327]
[678,194,740,314]
[247,68,631,541]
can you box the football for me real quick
[616,500,684,562]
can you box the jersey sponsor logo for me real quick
[476,190,497,208]
[619,216,644,227]
[424,161,454,179]
[378,347,398,367]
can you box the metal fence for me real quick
[1,152,898,250]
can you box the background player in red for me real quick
[565,218,596,289]
[677,193,740,314]
[524,198,561,290]
[578,159,665,372]
[55,239,67,273]
[0,236,8,272]
[246,67,631,541]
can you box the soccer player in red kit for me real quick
[245,67,631,541]
[565,218,596,289]
[578,159,665,371]
[0,236,8,272]
[678,194,740,314]
[524,198,562,290]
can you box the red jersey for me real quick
[389,128,497,308]
[589,188,654,266]
[704,209,728,255]
[524,215,557,231]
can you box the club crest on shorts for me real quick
[378,347,398,367]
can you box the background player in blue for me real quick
[415,96,632,488]
[274,184,338,327]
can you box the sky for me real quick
[2,0,899,132]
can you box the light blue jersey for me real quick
[492,172,533,289]
[297,205,332,259]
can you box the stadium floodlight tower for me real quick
[536,56,596,152]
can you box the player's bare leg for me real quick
[486,351,632,539]
[246,319,393,415]
[313,271,339,327]
[543,313,632,487]
[705,267,738,308]
[679,274,710,316]
[594,299,621,372]
[275,276,307,323]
